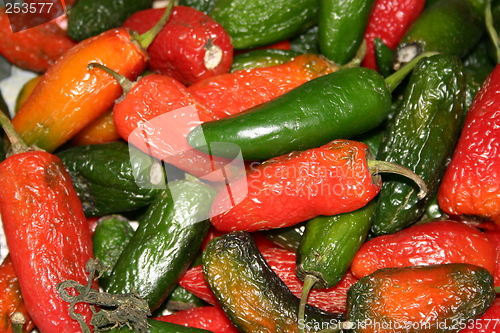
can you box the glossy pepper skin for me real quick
[188,53,336,119]
[347,263,495,333]
[122,6,233,86]
[11,27,148,152]
[210,139,381,232]
[350,220,496,278]
[154,306,239,333]
[0,9,77,73]
[0,151,95,333]
[0,255,35,333]
[362,0,425,71]
[438,64,500,223]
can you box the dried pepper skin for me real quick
[202,231,344,333]
[362,0,425,71]
[11,28,147,152]
[0,255,35,333]
[122,6,233,86]
[0,9,77,73]
[347,263,495,333]
[350,220,496,279]
[0,151,95,333]
[210,140,381,232]
[438,64,500,223]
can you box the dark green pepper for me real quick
[262,222,306,253]
[346,263,495,333]
[67,0,154,41]
[318,0,375,65]
[231,49,300,72]
[393,0,484,70]
[209,0,318,49]
[105,178,215,311]
[296,201,375,290]
[188,66,392,161]
[372,54,466,236]
[57,141,163,217]
[290,25,320,54]
[203,231,344,333]
[92,215,135,289]
[187,51,435,161]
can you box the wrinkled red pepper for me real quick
[210,140,383,232]
[362,0,425,71]
[179,242,358,313]
[483,229,500,287]
[154,306,239,333]
[438,64,500,224]
[0,255,35,333]
[0,9,77,73]
[0,113,96,332]
[350,220,496,279]
[122,6,233,86]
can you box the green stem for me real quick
[134,0,175,49]
[486,0,500,64]
[385,51,440,93]
[298,275,318,333]
[11,312,25,333]
[0,107,28,155]
[338,40,367,70]
[87,63,134,97]
[494,286,500,293]
[368,160,428,200]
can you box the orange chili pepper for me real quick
[11,1,175,153]
[70,109,121,146]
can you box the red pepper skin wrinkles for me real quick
[0,151,95,333]
[122,6,233,86]
[210,139,380,232]
[438,64,500,223]
[350,220,496,279]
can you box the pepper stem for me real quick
[134,0,175,49]
[298,274,318,333]
[385,51,440,93]
[486,0,500,64]
[0,107,29,155]
[88,63,134,97]
[11,312,25,333]
[368,160,428,200]
[338,39,367,70]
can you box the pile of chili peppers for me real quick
[1,0,500,332]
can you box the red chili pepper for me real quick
[153,306,239,333]
[179,242,358,313]
[0,114,96,332]
[122,6,233,86]
[0,255,35,333]
[0,9,77,73]
[483,229,500,287]
[210,139,426,232]
[350,220,496,279]
[438,64,500,224]
[459,297,500,333]
[188,53,336,119]
[362,0,425,71]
